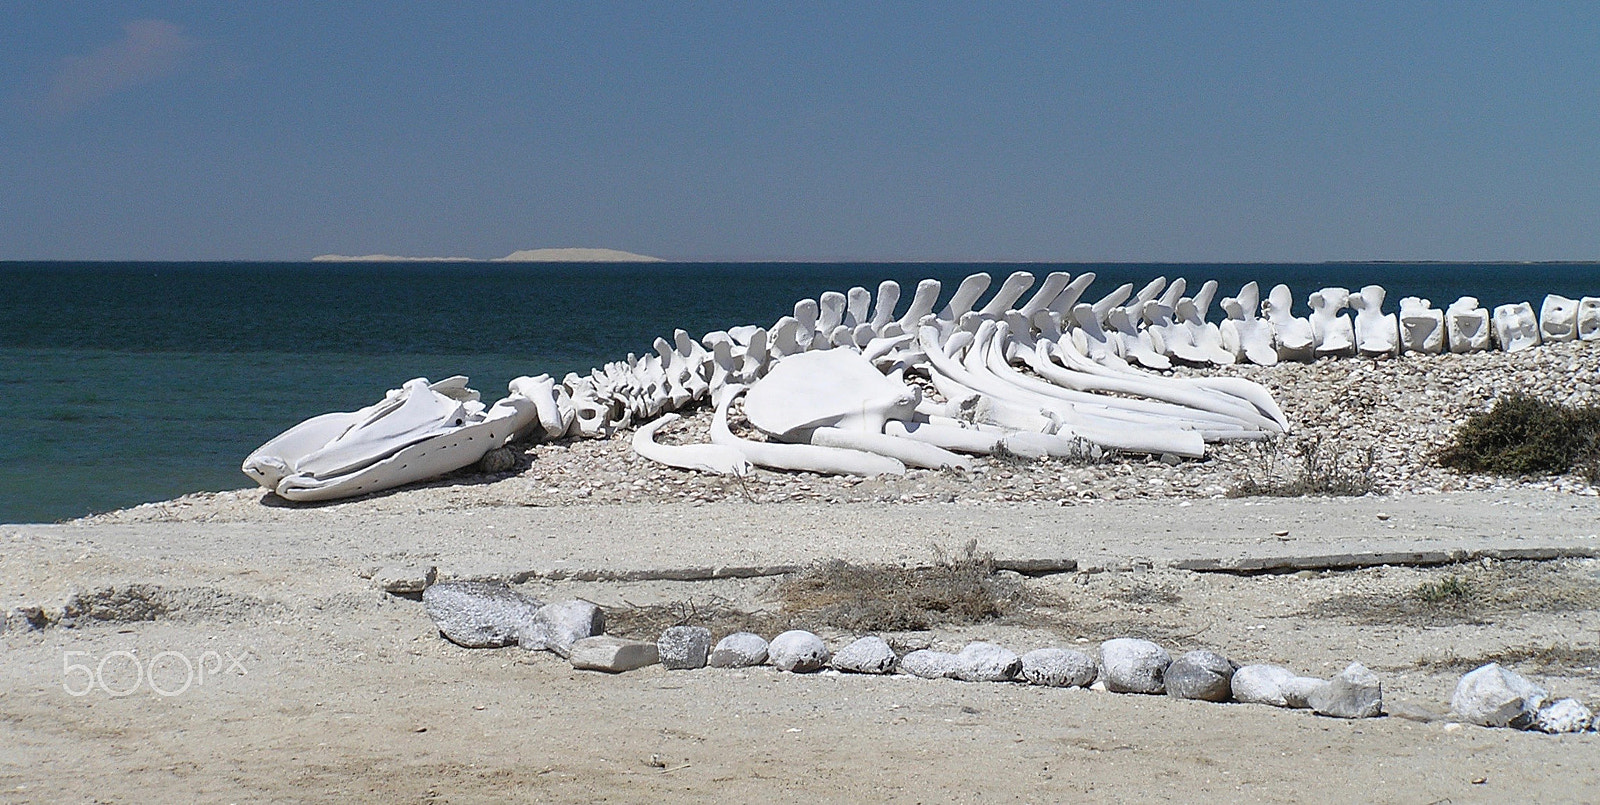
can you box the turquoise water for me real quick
[3,261,1597,523]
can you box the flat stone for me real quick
[1099,638,1171,694]
[372,565,437,594]
[569,636,659,673]
[1309,662,1383,719]
[1534,698,1594,734]
[658,626,712,671]
[993,558,1078,574]
[422,581,543,648]
[1020,648,1097,688]
[1231,664,1297,707]
[898,649,962,680]
[768,630,830,673]
[1452,663,1549,729]
[708,632,769,668]
[520,599,605,657]
[951,642,1021,682]
[1165,650,1237,702]
[831,636,897,674]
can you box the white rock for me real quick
[657,625,712,671]
[421,581,543,649]
[1282,676,1329,709]
[1231,664,1298,707]
[371,565,436,594]
[1533,698,1594,734]
[520,599,605,657]
[1098,638,1171,694]
[1019,648,1098,688]
[708,632,769,668]
[1309,662,1383,719]
[1164,650,1237,702]
[952,642,1022,682]
[1452,663,1549,728]
[569,636,659,673]
[898,649,962,680]
[831,636,898,674]
[768,630,830,673]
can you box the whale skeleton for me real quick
[243,272,1599,496]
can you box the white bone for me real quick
[1446,297,1491,353]
[1308,287,1355,357]
[1398,297,1445,354]
[631,413,750,476]
[1580,297,1600,341]
[1540,294,1579,343]
[1492,302,1541,352]
[1263,284,1313,361]
[1349,285,1398,356]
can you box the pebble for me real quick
[1164,650,1238,702]
[1098,638,1171,694]
[768,630,830,673]
[421,581,543,649]
[1533,698,1594,734]
[371,565,437,595]
[831,636,898,674]
[657,625,712,671]
[569,636,660,673]
[708,632,769,668]
[1019,648,1098,688]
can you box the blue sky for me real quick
[2,3,1597,262]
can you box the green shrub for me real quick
[1439,394,1600,479]
[1414,574,1473,604]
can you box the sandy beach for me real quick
[5,345,1600,803]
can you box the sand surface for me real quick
[4,484,1599,803]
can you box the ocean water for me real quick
[3,261,1597,523]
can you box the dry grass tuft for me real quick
[1229,436,1378,498]
[1306,560,1600,627]
[776,539,1021,632]
[603,540,1031,639]
[604,596,786,641]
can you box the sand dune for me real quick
[312,248,663,262]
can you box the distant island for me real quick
[312,248,663,263]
